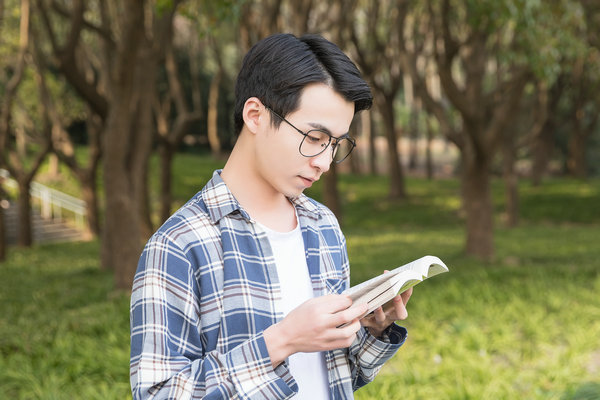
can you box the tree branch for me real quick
[428,0,474,122]
[50,0,116,48]
[165,42,188,115]
[396,0,463,148]
[36,0,108,119]
[0,0,30,159]
[486,68,531,153]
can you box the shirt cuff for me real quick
[355,324,407,369]
[225,331,298,399]
[375,323,408,345]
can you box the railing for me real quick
[0,169,87,228]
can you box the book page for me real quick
[387,255,448,278]
[343,255,448,306]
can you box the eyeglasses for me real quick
[265,106,356,164]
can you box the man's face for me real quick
[255,83,355,198]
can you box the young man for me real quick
[130,33,412,399]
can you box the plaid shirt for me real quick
[130,170,407,399]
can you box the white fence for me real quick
[0,169,87,228]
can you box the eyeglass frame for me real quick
[264,105,356,164]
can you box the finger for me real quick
[393,295,409,320]
[333,302,368,326]
[336,318,362,336]
[400,287,413,305]
[373,306,386,323]
[320,294,354,312]
[359,313,373,327]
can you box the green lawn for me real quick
[1,154,599,399]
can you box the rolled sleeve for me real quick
[348,325,407,390]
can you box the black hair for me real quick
[233,33,372,135]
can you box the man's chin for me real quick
[283,186,305,199]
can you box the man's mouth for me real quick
[299,176,317,188]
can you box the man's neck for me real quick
[221,138,297,232]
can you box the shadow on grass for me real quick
[563,382,600,400]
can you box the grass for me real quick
[1,154,599,399]
[0,241,131,399]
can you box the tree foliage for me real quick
[1,0,598,281]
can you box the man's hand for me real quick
[360,287,413,338]
[264,294,369,367]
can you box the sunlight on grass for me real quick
[0,241,132,400]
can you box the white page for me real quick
[344,255,448,305]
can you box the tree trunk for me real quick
[101,97,142,279]
[502,135,519,227]
[207,70,222,158]
[101,3,146,288]
[48,153,59,178]
[528,81,551,186]
[323,162,342,223]
[408,107,419,171]
[79,171,100,237]
[531,120,553,186]
[16,126,27,159]
[159,142,174,224]
[379,99,406,199]
[133,46,157,241]
[0,188,6,261]
[566,58,592,179]
[461,150,494,261]
[100,0,175,288]
[425,116,434,180]
[82,116,102,237]
[17,180,32,247]
[567,125,588,178]
[349,114,361,174]
[0,206,5,261]
[365,111,377,175]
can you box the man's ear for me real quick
[242,97,264,135]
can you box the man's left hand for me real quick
[360,287,413,338]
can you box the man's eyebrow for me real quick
[307,122,349,138]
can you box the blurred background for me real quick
[0,0,599,399]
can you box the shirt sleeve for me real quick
[129,233,297,400]
[336,227,408,391]
[348,324,407,390]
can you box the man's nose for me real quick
[310,147,333,173]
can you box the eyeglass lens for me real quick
[300,131,353,163]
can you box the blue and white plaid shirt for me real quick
[130,170,407,399]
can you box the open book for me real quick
[343,255,449,317]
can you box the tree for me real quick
[396,0,584,260]
[565,55,600,178]
[31,33,101,237]
[529,0,599,181]
[503,81,549,226]
[238,0,283,53]
[153,16,203,223]
[0,0,52,247]
[350,0,408,199]
[530,81,557,186]
[100,1,178,288]
[37,0,180,288]
[0,187,5,261]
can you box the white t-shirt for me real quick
[258,220,330,399]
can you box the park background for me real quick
[1,0,599,399]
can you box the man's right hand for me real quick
[264,294,368,367]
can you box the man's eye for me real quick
[307,131,328,143]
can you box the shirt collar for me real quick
[201,170,321,224]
